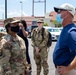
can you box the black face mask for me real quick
[10,25,19,33]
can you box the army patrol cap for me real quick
[11,19,20,24]
[4,18,20,26]
[37,19,44,23]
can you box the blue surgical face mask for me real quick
[56,14,63,24]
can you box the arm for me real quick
[0,39,12,75]
[68,56,76,70]
[31,29,37,48]
[19,23,28,37]
[20,39,28,65]
[0,39,11,64]
[20,39,30,71]
[22,27,28,37]
[58,56,76,74]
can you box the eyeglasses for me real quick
[37,22,43,23]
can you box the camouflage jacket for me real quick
[31,27,49,49]
[0,34,27,70]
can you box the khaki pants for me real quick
[55,68,76,75]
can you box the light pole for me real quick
[5,0,7,19]
[20,1,23,20]
[32,0,46,16]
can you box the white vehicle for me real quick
[58,27,63,31]
[43,26,52,30]
[0,27,6,32]
[47,27,61,41]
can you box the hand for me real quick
[35,47,40,53]
[19,23,24,29]
[57,66,70,74]
[26,64,31,72]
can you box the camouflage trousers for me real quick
[11,62,26,75]
[1,63,12,75]
[1,62,27,75]
[34,47,49,75]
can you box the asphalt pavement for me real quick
[28,38,56,75]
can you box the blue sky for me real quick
[0,0,76,19]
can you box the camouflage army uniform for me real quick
[0,33,27,75]
[31,27,49,75]
[0,34,12,75]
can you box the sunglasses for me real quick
[58,9,72,13]
[37,22,43,23]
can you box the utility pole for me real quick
[5,0,7,19]
[32,0,34,16]
[44,0,46,15]
[32,0,46,16]
[20,1,23,20]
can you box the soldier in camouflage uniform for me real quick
[0,18,28,75]
[31,19,49,75]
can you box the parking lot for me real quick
[28,38,56,75]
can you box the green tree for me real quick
[43,22,48,26]
[52,20,62,27]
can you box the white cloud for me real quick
[7,11,29,18]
